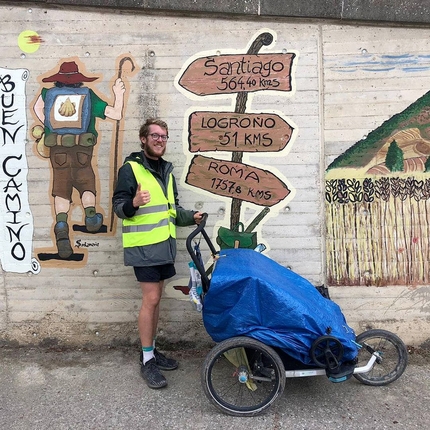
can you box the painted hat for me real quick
[42,61,98,84]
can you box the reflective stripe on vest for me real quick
[122,161,177,248]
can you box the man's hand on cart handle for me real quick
[194,211,204,224]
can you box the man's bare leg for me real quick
[139,281,163,354]
[138,281,178,372]
[138,281,168,388]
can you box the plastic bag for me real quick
[188,261,203,312]
[188,241,204,312]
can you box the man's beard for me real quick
[143,143,166,159]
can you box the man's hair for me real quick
[139,118,168,139]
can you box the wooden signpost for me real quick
[178,31,296,228]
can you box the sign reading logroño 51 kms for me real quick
[188,111,294,152]
[178,53,296,96]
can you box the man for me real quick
[112,118,202,389]
[33,60,125,259]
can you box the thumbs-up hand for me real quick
[133,183,151,208]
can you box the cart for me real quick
[186,214,408,417]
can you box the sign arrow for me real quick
[185,155,290,207]
[189,111,294,152]
[178,53,295,96]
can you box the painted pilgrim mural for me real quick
[31,56,136,265]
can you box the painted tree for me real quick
[385,140,404,172]
[425,156,430,172]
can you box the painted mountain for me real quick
[326,90,430,177]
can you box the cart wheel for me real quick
[353,329,408,386]
[201,337,286,417]
[310,335,344,369]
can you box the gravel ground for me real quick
[0,346,428,430]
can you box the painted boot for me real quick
[54,221,73,259]
[85,213,103,233]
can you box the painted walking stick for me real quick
[109,56,136,232]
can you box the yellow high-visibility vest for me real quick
[122,161,177,248]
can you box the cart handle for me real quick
[186,213,217,293]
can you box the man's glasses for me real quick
[149,133,169,142]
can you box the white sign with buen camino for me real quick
[0,67,39,274]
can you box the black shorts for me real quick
[133,264,176,282]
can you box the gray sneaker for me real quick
[140,349,179,371]
[154,349,179,371]
[141,358,167,389]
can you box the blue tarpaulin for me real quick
[202,248,358,365]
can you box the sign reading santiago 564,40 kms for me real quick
[179,53,296,96]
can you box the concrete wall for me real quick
[18,0,430,25]
[1,2,429,350]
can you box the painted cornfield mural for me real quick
[326,176,430,286]
[326,89,430,286]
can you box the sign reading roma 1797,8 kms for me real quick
[179,53,296,96]
[186,155,290,207]
[188,111,294,152]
